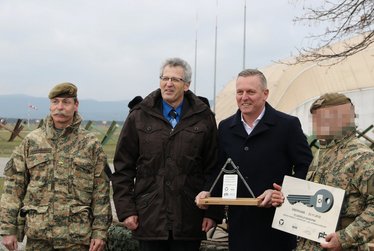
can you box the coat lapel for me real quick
[170,91,210,134]
[229,110,249,139]
[248,103,276,139]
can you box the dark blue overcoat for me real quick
[216,102,313,251]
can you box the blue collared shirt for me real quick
[162,100,183,124]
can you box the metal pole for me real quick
[213,0,218,112]
[243,0,247,70]
[194,12,198,93]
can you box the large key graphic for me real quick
[287,189,334,213]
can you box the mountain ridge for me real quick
[0,94,130,121]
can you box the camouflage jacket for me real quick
[297,134,374,251]
[0,114,112,248]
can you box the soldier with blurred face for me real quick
[0,83,112,251]
[302,93,374,250]
[272,93,374,250]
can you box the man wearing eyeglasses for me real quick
[111,57,221,251]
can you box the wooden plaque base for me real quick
[197,197,261,206]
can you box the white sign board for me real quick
[272,175,345,243]
[222,174,238,199]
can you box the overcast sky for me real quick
[0,0,324,101]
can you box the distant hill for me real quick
[0,94,130,121]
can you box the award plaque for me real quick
[197,158,261,206]
[272,176,345,243]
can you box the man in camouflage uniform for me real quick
[0,83,112,251]
[295,93,373,250]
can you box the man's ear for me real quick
[75,100,79,112]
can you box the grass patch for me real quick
[0,130,29,157]
[0,123,120,160]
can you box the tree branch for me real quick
[285,0,374,65]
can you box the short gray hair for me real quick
[237,69,267,89]
[160,57,192,84]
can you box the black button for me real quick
[244,146,249,151]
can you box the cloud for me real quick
[0,0,325,101]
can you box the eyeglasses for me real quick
[160,76,185,83]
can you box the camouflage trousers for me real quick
[26,238,89,251]
[296,238,369,251]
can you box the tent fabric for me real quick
[215,35,374,138]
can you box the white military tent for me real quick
[215,35,374,139]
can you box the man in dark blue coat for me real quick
[196,69,313,251]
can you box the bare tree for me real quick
[289,0,373,65]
